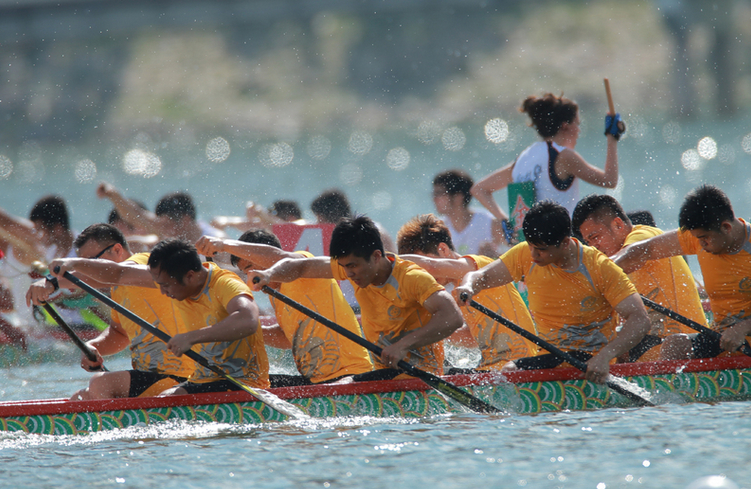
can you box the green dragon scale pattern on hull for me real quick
[3,365,751,436]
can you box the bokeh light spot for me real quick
[205,137,230,163]
[74,159,97,183]
[122,149,162,178]
[742,133,751,154]
[485,118,509,144]
[260,142,294,168]
[348,131,373,156]
[681,149,704,171]
[339,164,363,185]
[662,121,682,145]
[697,137,717,160]
[372,191,392,210]
[307,136,332,160]
[417,120,441,145]
[386,147,410,171]
[0,155,13,180]
[442,127,466,151]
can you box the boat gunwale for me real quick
[2,354,750,419]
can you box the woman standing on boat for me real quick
[471,93,624,222]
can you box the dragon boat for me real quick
[2,355,750,436]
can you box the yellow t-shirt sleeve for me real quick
[593,253,638,307]
[402,266,444,305]
[214,273,254,309]
[500,242,530,283]
[677,228,702,255]
[330,258,346,282]
[623,225,661,246]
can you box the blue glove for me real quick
[604,113,626,140]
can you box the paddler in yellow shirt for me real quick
[455,200,651,384]
[614,185,751,359]
[395,213,537,372]
[572,194,707,362]
[248,216,464,377]
[26,224,194,399]
[48,238,269,394]
[195,229,376,387]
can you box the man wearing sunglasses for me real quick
[26,224,195,400]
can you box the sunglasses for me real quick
[90,243,116,260]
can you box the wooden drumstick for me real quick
[604,78,616,115]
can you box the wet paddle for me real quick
[58,269,309,420]
[463,295,655,407]
[42,302,107,372]
[641,296,751,357]
[258,282,502,414]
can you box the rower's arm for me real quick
[379,290,463,366]
[470,163,513,222]
[97,182,162,236]
[0,209,46,265]
[399,255,474,281]
[454,259,514,306]
[586,293,650,382]
[167,294,259,356]
[612,230,683,273]
[248,256,333,290]
[559,136,619,189]
[195,235,300,268]
[262,324,292,349]
[48,257,155,288]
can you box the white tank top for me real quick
[445,209,498,255]
[511,140,580,215]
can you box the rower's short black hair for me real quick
[155,192,196,221]
[29,195,69,230]
[147,239,203,283]
[231,229,282,267]
[523,200,572,246]
[432,169,473,207]
[572,194,630,236]
[330,215,384,260]
[397,214,455,255]
[270,200,302,221]
[74,223,128,252]
[679,185,734,232]
[627,210,656,227]
[311,189,351,224]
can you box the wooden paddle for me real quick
[258,282,502,414]
[58,269,309,420]
[42,302,107,372]
[464,295,655,407]
[641,296,751,357]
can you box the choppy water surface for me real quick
[1,360,750,489]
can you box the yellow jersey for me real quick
[462,255,537,369]
[331,254,445,374]
[271,251,373,383]
[501,240,637,353]
[174,262,269,387]
[678,219,751,333]
[111,253,194,378]
[623,226,706,361]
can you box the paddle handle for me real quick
[641,296,751,358]
[42,303,107,372]
[604,78,616,115]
